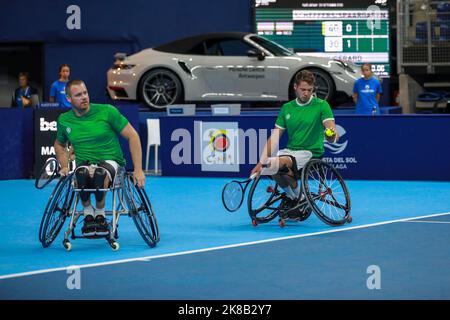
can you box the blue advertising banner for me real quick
[0,109,34,180]
[160,114,450,181]
[0,104,139,180]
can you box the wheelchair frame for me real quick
[39,166,160,251]
[247,158,352,228]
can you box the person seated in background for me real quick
[49,64,72,108]
[353,63,383,115]
[11,72,38,108]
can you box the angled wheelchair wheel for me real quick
[39,175,74,248]
[247,175,283,224]
[301,159,351,226]
[124,174,160,247]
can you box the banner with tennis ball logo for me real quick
[200,122,239,172]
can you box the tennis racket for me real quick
[222,172,258,212]
[35,157,60,189]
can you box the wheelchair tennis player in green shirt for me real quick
[54,80,145,236]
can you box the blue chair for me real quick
[416,21,428,43]
[437,2,450,22]
[440,23,450,41]
[416,92,447,113]
[415,21,439,43]
[442,93,450,110]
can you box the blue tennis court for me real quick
[0,177,450,299]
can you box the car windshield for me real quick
[249,36,294,56]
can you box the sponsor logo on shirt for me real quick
[361,84,375,94]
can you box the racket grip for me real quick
[249,172,258,180]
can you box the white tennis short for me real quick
[276,149,313,170]
[75,160,119,181]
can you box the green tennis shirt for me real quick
[275,97,334,157]
[56,103,129,166]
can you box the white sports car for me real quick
[107,32,361,109]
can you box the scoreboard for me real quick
[254,0,391,77]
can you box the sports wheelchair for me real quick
[247,158,352,227]
[38,166,160,251]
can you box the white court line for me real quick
[401,220,450,224]
[0,211,449,281]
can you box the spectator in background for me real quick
[49,64,71,108]
[353,63,383,115]
[11,72,38,108]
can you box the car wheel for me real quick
[139,69,183,109]
[290,68,336,104]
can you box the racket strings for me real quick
[223,181,244,212]
[36,158,60,189]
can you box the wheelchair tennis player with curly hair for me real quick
[38,80,159,250]
[249,70,352,227]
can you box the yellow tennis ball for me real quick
[325,128,334,137]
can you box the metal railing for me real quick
[397,0,450,73]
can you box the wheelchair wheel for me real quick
[247,175,283,224]
[301,159,351,226]
[39,175,74,248]
[124,174,160,247]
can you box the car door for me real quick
[192,38,280,100]
[226,39,280,100]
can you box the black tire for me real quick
[39,175,74,248]
[301,159,351,226]
[247,175,283,224]
[290,68,336,103]
[138,68,183,110]
[124,174,160,247]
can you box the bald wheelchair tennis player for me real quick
[54,79,145,237]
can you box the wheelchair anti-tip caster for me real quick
[63,240,72,251]
[109,240,120,251]
[278,219,286,228]
[251,219,258,227]
[346,216,353,223]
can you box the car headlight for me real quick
[333,59,356,73]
